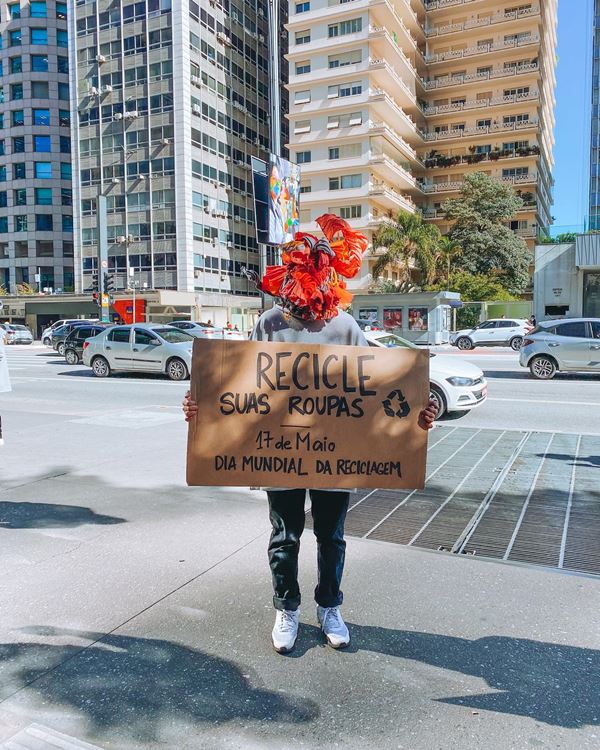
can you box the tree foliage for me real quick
[372,211,442,285]
[16,283,37,296]
[426,270,517,302]
[442,172,530,294]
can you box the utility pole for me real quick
[98,195,111,323]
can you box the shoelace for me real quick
[277,611,297,632]
[322,607,343,630]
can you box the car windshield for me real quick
[13,325,29,331]
[153,328,194,343]
[372,334,416,349]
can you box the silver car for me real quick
[82,323,194,380]
[0,323,34,345]
[519,318,600,379]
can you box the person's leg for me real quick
[310,490,350,608]
[267,489,307,611]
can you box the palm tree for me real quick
[372,211,442,286]
[435,236,462,287]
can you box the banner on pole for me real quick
[186,340,429,490]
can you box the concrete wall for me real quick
[534,243,582,321]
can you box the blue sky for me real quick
[551,0,594,230]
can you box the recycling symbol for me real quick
[382,389,411,418]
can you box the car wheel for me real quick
[510,336,523,351]
[92,356,111,378]
[65,349,79,365]
[43,337,51,346]
[57,342,66,357]
[529,355,556,380]
[167,357,189,381]
[456,336,474,351]
[429,385,447,419]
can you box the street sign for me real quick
[101,260,108,269]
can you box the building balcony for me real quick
[425,5,541,38]
[368,118,423,164]
[300,214,391,235]
[422,118,539,142]
[298,181,417,214]
[419,172,538,194]
[423,90,539,117]
[425,34,541,65]
[421,145,540,169]
[425,0,528,12]
[286,0,422,38]
[421,62,539,91]
[513,227,537,238]
[295,153,417,192]
[368,89,426,142]
[367,57,422,112]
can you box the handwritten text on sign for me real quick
[186,340,429,490]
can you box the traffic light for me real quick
[103,272,115,294]
[90,271,99,292]
[92,292,100,307]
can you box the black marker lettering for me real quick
[257,352,275,390]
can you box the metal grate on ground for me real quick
[306,426,600,576]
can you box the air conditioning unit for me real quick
[90,86,99,96]
[258,34,265,42]
[224,155,231,162]
[138,174,146,180]
[117,235,127,243]
[235,159,244,166]
[161,138,170,146]
[191,75,200,84]
[212,181,218,187]
[203,206,210,213]
[226,241,233,248]
[258,8,265,16]
[192,104,201,114]
[125,110,138,119]
[104,85,113,93]
[96,54,107,64]
[111,177,120,184]
[254,138,261,146]
[113,112,123,120]
[234,216,241,222]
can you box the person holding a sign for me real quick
[183,214,437,654]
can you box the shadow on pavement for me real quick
[539,453,600,468]
[291,624,599,729]
[484,369,600,382]
[0,501,126,529]
[0,627,318,740]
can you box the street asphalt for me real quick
[0,344,599,749]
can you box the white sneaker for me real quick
[272,609,300,654]
[317,606,350,649]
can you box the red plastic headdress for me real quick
[245,214,369,320]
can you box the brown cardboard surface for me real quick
[186,339,429,490]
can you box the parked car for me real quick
[450,319,530,351]
[52,322,98,356]
[519,318,600,379]
[64,323,110,364]
[365,330,487,418]
[82,323,194,380]
[169,320,245,340]
[0,323,34,345]
[41,319,98,346]
[356,319,383,332]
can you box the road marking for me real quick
[558,434,582,569]
[503,432,555,560]
[408,431,506,546]
[364,428,482,538]
[488,397,600,406]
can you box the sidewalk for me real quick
[1,472,598,749]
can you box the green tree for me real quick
[434,236,462,286]
[442,172,530,294]
[426,270,517,302]
[372,211,442,285]
[368,277,419,294]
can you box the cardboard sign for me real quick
[186,340,429,490]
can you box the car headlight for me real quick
[446,376,476,386]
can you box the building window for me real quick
[58,83,69,100]
[15,215,28,232]
[296,151,311,164]
[295,1,310,11]
[9,3,21,18]
[329,174,362,190]
[34,162,52,179]
[294,119,311,134]
[56,29,68,47]
[30,1,47,16]
[0,217,8,233]
[62,215,73,232]
[10,56,22,73]
[61,188,72,205]
[12,110,25,126]
[31,54,48,72]
[295,29,310,44]
[33,108,50,125]
[36,214,54,231]
[35,187,52,205]
[294,90,311,104]
[14,188,27,205]
[295,61,311,75]
[9,30,22,46]
[59,110,70,126]
[60,136,71,153]
[0,141,3,157]
[11,139,25,155]
[0,167,6,182]
[13,162,26,179]
[60,162,72,180]
[57,56,68,73]
[31,81,49,98]
[340,205,362,219]
[328,111,363,128]
[328,18,362,37]
[329,81,362,99]
[0,192,6,208]
[56,1,67,18]
[34,135,51,152]
[328,50,362,68]
[11,83,23,100]
[30,28,48,45]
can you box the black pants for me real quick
[267,489,350,612]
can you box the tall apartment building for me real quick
[0,0,73,294]
[589,0,600,230]
[69,0,287,319]
[286,0,557,288]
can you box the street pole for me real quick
[129,267,136,324]
[98,195,110,323]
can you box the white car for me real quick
[365,331,487,418]
[450,318,530,351]
[41,318,98,346]
[169,320,245,340]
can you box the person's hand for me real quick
[418,399,437,431]
[182,390,198,422]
